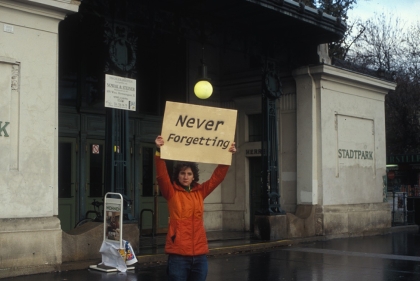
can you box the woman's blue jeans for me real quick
[167,254,208,281]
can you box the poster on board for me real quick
[160,101,237,165]
[104,197,122,242]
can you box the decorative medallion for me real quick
[264,71,282,99]
[104,23,137,74]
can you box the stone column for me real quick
[0,0,79,278]
[293,67,319,205]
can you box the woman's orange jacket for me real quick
[155,155,229,256]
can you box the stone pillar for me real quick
[293,67,319,205]
[254,215,287,240]
[292,64,395,237]
[0,1,79,278]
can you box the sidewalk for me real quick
[7,225,420,281]
[59,224,419,272]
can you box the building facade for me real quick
[0,0,395,277]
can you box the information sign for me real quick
[104,74,136,111]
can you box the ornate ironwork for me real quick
[105,108,129,196]
[103,16,133,196]
[104,22,137,74]
[257,59,285,215]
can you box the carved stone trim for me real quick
[11,64,19,91]
[0,58,20,170]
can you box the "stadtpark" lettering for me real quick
[0,121,10,137]
[338,149,373,160]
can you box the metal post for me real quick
[257,60,285,215]
[105,108,129,196]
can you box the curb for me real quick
[136,235,328,265]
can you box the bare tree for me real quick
[404,22,420,81]
[347,13,407,74]
[317,0,358,59]
[345,13,420,154]
[331,18,365,60]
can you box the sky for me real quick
[347,0,420,26]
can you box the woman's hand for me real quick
[155,135,164,148]
[229,142,236,154]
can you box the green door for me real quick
[58,138,77,232]
[85,139,105,217]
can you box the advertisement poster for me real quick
[105,197,122,242]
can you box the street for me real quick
[8,230,420,281]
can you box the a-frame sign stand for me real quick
[89,192,135,272]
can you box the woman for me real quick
[155,135,236,281]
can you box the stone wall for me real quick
[0,0,79,277]
[0,217,62,279]
[322,203,392,237]
[63,222,139,262]
[286,203,392,239]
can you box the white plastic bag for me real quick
[99,240,127,272]
[99,240,138,271]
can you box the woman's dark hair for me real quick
[172,161,199,185]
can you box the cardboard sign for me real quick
[161,101,237,165]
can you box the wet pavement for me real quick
[8,229,420,281]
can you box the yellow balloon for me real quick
[194,80,213,99]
